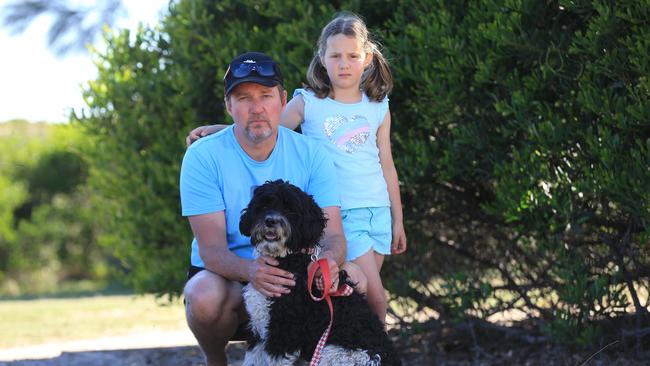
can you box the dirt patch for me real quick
[3,341,646,366]
[394,319,649,366]
[2,324,647,366]
[1,344,237,366]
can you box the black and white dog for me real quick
[239,180,400,366]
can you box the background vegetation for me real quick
[1,0,648,354]
[0,120,112,296]
[1,294,186,348]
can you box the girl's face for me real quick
[321,34,372,93]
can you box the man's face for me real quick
[226,82,287,143]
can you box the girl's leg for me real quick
[341,261,367,295]
[374,251,385,272]
[353,249,387,325]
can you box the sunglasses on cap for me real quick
[224,61,277,79]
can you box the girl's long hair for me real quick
[306,13,392,102]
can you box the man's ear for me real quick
[225,96,233,116]
[281,89,288,107]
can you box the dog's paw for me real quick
[368,354,382,366]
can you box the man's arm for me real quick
[318,206,346,265]
[309,205,346,292]
[188,211,295,297]
[188,211,248,281]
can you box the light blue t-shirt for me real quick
[180,125,339,267]
[294,88,390,210]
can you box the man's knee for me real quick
[184,271,242,324]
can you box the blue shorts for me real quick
[342,207,392,261]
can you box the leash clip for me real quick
[310,245,321,262]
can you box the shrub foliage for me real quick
[76,0,649,345]
[0,121,107,295]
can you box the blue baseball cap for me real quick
[224,52,284,96]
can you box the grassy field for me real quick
[1,294,187,349]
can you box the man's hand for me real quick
[307,255,341,294]
[248,255,296,297]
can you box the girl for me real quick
[187,13,406,324]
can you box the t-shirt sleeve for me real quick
[180,146,225,216]
[293,88,313,105]
[378,96,390,126]
[307,143,340,208]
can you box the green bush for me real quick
[75,0,348,295]
[76,0,649,346]
[383,0,649,345]
[0,121,109,295]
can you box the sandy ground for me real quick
[1,327,644,366]
[0,329,241,366]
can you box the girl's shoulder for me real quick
[360,93,389,118]
[375,94,389,105]
[377,94,390,120]
[292,87,317,102]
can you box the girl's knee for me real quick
[368,289,387,308]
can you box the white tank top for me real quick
[294,88,390,210]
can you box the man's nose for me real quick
[250,99,264,113]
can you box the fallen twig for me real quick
[576,340,620,366]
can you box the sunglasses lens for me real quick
[254,63,275,76]
[231,64,251,78]
[230,62,275,78]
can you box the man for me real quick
[180,52,364,366]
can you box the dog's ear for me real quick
[288,184,327,248]
[240,183,269,237]
[303,196,327,245]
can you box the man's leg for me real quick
[184,270,245,366]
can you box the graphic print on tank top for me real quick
[323,114,370,153]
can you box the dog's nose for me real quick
[265,217,277,226]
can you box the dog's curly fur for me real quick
[239,180,400,366]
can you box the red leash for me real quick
[307,258,353,366]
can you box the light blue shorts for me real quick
[342,206,392,261]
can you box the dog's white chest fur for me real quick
[242,283,271,339]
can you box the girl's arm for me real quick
[186,124,226,146]
[280,94,305,130]
[376,110,407,254]
[185,95,305,146]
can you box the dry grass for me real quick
[1,294,187,349]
